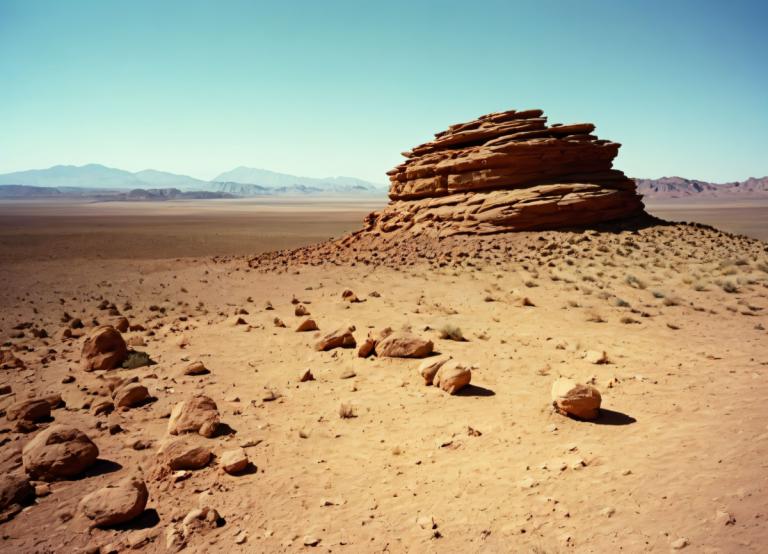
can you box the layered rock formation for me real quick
[364,108,645,236]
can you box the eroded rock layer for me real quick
[366,108,645,236]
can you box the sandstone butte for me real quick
[362,107,646,237]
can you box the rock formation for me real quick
[362,108,645,237]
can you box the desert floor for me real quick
[1,199,767,553]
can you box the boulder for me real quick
[6,399,51,422]
[418,355,451,385]
[551,378,602,420]
[295,304,310,316]
[113,382,150,410]
[433,361,472,394]
[295,318,319,332]
[168,395,220,438]
[81,325,128,371]
[79,476,148,527]
[0,473,34,523]
[158,440,212,471]
[315,326,356,351]
[22,425,99,480]
[375,332,433,358]
[220,448,248,474]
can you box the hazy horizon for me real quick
[1,0,767,183]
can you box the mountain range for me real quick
[0,164,385,197]
[1,164,766,201]
[636,176,768,200]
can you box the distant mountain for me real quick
[0,184,63,198]
[0,164,147,189]
[133,169,209,189]
[208,182,273,196]
[212,167,383,194]
[0,164,385,196]
[637,176,768,200]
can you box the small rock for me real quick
[584,350,608,364]
[220,448,249,475]
[551,378,601,420]
[183,361,209,376]
[168,395,220,438]
[295,318,318,332]
[671,537,689,550]
[299,369,314,382]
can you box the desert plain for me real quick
[0,194,767,553]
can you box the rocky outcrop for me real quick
[361,108,644,237]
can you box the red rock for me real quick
[79,475,148,527]
[6,399,51,422]
[295,318,319,332]
[22,425,99,481]
[375,332,433,358]
[315,326,356,351]
[81,325,128,371]
[168,395,220,438]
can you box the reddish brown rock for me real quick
[168,395,220,438]
[357,337,376,358]
[551,378,602,420]
[315,326,356,351]
[0,473,34,523]
[295,318,319,332]
[359,108,644,237]
[6,399,51,422]
[81,325,128,371]
[22,425,99,481]
[158,440,213,471]
[375,332,433,358]
[433,361,472,394]
[113,382,150,410]
[79,475,148,527]
[418,355,451,385]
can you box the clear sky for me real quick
[1,0,766,183]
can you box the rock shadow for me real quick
[455,384,495,397]
[590,409,636,426]
[76,459,123,480]
[115,508,160,530]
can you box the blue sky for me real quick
[0,0,766,183]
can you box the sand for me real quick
[0,199,767,553]
[645,199,768,241]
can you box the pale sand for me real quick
[0,199,766,553]
[645,199,768,241]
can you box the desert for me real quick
[1,106,768,554]
[2,2,768,553]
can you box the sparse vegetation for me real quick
[439,324,466,341]
[721,280,738,293]
[625,275,646,289]
[122,350,153,369]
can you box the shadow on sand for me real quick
[590,409,637,426]
[455,384,495,397]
